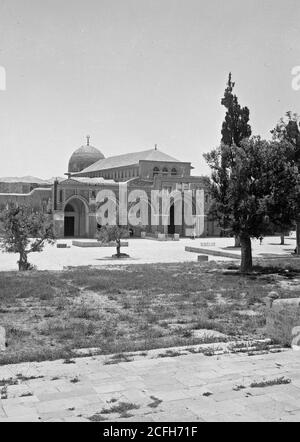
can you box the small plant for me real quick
[233,385,246,391]
[104,353,133,365]
[1,386,8,400]
[203,392,213,397]
[120,412,134,419]
[0,377,18,387]
[148,396,163,409]
[96,225,129,258]
[70,377,80,384]
[157,350,185,358]
[63,359,76,364]
[88,413,108,422]
[138,352,148,357]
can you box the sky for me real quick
[0,0,300,178]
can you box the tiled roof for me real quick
[72,149,181,175]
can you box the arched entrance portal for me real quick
[64,197,89,238]
[168,204,175,235]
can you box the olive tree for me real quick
[0,204,55,271]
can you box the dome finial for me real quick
[86,135,90,146]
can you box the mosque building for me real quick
[0,137,220,238]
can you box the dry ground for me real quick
[1,258,300,365]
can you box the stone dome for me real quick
[68,136,105,173]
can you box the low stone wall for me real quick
[0,327,6,352]
[266,297,300,348]
[72,240,129,248]
[185,246,240,260]
[145,234,180,242]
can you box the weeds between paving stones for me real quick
[157,350,187,358]
[104,353,134,365]
[88,413,108,422]
[1,386,8,399]
[119,412,134,419]
[233,385,246,391]
[148,396,163,409]
[63,359,76,364]
[0,377,18,387]
[70,377,80,383]
[100,402,140,415]
[250,377,291,388]
[0,374,43,400]
[16,374,44,381]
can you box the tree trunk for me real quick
[296,222,300,255]
[18,252,29,271]
[280,233,285,245]
[240,235,252,273]
[234,235,241,248]
[116,240,121,258]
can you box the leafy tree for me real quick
[205,137,300,272]
[271,112,300,151]
[218,73,252,246]
[96,225,129,258]
[0,204,55,271]
[271,112,300,245]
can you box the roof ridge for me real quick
[72,148,181,176]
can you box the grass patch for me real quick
[1,260,296,364]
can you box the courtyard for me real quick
[1,236,300,421]
[0,235,297,271]
[1,235,299,366]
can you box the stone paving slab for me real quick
[0,236,296,271]
[0,347,299,422]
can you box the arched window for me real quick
[153,167,160,177]
[162,167,168,175]
[171,168,177,176]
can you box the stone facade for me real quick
[0,187,52,212]
[0,142,221,239]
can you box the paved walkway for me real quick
[0,347,299,422]
[0,236,296,271]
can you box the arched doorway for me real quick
[168,204,175,235]
[64,197,89,238]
